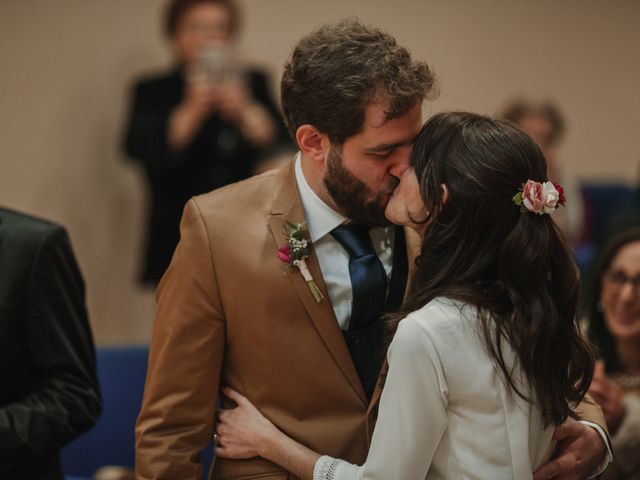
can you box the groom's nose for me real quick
[388,146,412,179]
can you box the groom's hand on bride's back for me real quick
[532,420,606,480]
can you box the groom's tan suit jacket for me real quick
[135,161,607,480]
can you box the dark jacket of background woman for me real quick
[124,68,289,284]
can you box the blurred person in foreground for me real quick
[0,208,101,480]
[123,0,289,286]
[586,228,640,479]
[136,19,610,480]
[501,99,586,246]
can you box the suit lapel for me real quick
[368,225,422,413]
[267,162,367,405]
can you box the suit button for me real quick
[368,408,378,421]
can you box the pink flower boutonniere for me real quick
[278,222,324,303]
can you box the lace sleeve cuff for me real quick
[313,455,342,480]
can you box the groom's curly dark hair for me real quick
[280,18,437,144]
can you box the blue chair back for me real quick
[62,345,214,477]
[62,346,149,476]
[581,183,635,246]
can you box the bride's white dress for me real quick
[314,297,555,480]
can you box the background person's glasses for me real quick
[603,270,640,294]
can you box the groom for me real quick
[136,19,610,479]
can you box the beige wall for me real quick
[1,1,639,344]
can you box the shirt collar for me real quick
[294,153,346,242]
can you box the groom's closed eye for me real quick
[369,149,394,159]
[364,139,406,153]
[364,134,419,158]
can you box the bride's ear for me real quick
[441,184,449,205]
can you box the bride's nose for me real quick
[398,166,416,183]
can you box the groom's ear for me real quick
[296,125,330,164]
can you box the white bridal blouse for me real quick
[314,298,556,480]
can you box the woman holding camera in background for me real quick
[124,0,289,285]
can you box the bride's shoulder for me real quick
[397,297,477,340]
[390,298,477,368]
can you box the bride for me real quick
[214,112,595,479]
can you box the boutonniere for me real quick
[277,222,324,303]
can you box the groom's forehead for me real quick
[350,101,423,147]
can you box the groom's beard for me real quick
[323,147,396,227]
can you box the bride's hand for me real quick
[215,387,279,459]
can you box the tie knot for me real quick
[331,225,376,259]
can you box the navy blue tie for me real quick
[331,225,387,330]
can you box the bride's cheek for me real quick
[385,201,406,224]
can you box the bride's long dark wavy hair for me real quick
[390,112,594,425]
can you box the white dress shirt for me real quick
[294,154,394,330]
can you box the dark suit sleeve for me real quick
[0,227,101,459]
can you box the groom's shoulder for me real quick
[192,166,287,220]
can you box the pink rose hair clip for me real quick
[512,180,566,215]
